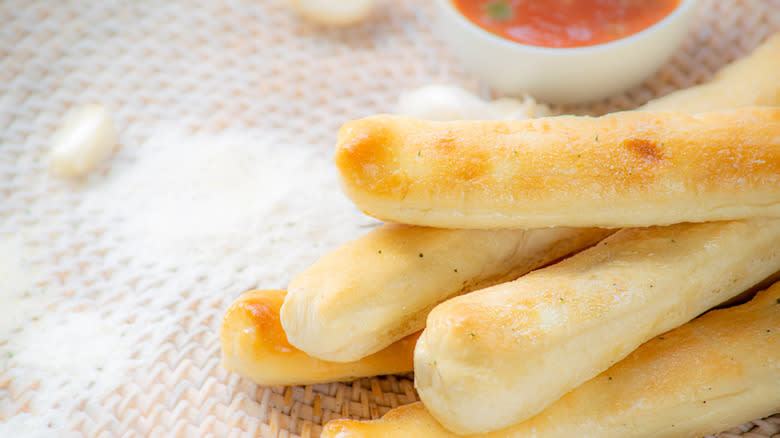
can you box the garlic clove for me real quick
[49,103,118,178]
[397,85,498,121]
[287,0,378,26]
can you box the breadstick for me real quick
[640,32,780,112]
[322,281,780,438]
[220,290,417,386]
[282,38,780,363]
[335,107,780,229]
[282,225,611,362]
[414,219,780,434]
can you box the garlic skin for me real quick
[397,85,498,121]
[398,85,552,121]
[49,104,118,178]
[489,96,553,120]
[287,0,378,26]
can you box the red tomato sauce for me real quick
[450,0,681,48]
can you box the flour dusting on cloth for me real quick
[80,127,378,288]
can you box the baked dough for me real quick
[414,219,780,434]
[281,36,779,363]
[322,281,780,438]
[220,289,417,386]
[282,224,611,362]
[335,108,780,229]
[640,32,780,112]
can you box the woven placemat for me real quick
[0,0,777,437]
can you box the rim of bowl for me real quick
[436,0,699,54]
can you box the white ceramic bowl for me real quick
[435,0,698,104]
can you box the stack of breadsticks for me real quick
[220,33,780,437]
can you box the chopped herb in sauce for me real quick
[453,0,681,48]
[484,1,512,20]
[419,253,424,258]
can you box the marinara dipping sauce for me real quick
[450,0,681,48]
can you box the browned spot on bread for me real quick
[241,298,280,328]
[623,138,663,162]
[431,130,491,183]
[232,291,295,354]
[335,118,407,198]
[433,132,457,152]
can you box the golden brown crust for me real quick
[322,282,780,438]
[219,290,417,386]
[336,108,780,229]
[640,32,780,112]
[281,224,612,362]
[413,219,780,434]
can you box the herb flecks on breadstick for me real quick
[414,219,780,433]
[336,108,780,229]
[322,281,780,438]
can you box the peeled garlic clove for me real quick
[397,85,498,121]
[287,0,377,26]
[490,96,552,120]
[50,103,118,178]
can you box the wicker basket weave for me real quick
[0,0,777,437]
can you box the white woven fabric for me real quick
[0,1,778,437]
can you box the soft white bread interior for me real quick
[322,281,780,438]
[335,108,780,229]
[414,219,780,434]
[282,224,611,362]
[220,290,417,386]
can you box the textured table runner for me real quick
[0,0,778,436]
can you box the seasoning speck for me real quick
[485,1,512,20]
[419,253,424,258]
